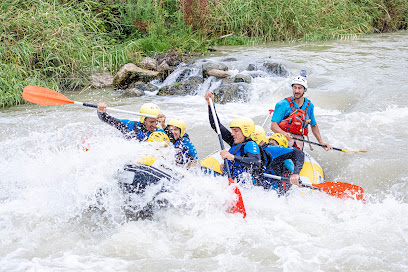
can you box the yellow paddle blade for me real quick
[138,155,157,166]
[341,149,368,153]
[200,155,223,174]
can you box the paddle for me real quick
[22,85,157,118]
[296,138,368,153]
[261,109,274,128]
[264,173,365,200]
[208,97,246,218]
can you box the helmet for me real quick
[230,117,255,138]
[147,131,170,146]
[251,125,266,145]
[140,103,161,123]
[269,133,288,148]
[167,118,187,138]
[291,76,308,90]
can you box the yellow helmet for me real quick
[147,131,170,146]
[140,103,161,123]
[167,118,187,138]
[230,117,255,138]
[251,125,266,145]
[269,133,288,148]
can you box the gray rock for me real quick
[139,57,158,70]
[90,72,114,88]
[202,62,229,77]
[157,76,203,96]
[175,68,193,82]
[155,50,181,67]
[262,62,288,77]
[247,64,256,71]
[113,63,159,89]
[207,69,232,78]
[234,74,252,83]
[157,61,172,79]
[129,82,159,93]
[122,88,145,97]
[221,57,237,62]
[213,83,250,104]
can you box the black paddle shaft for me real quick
[297,138,342,151]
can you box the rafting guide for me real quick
[270,73,333,151]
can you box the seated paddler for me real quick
[97,102,175,142]
[159,117,198,168]
[251,126,304,195]
[204,90,263,185]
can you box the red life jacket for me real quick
[278,97,311,136]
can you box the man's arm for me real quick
[311,124,332,151]
[207,105,234,147]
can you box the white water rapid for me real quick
[1,31,407,271]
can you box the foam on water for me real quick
[1,31,408,271]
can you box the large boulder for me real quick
[213,83,250,104]
[139,57,158,71]
[113,63,159,89]
[157,61,172,79]
[262,62,288,77]
[157,76,203,96]
[90,72,114,88]
[120,82,159,97]
[174,68,193,82]
[207,69,232,78]
[122,88,145,97]
[202,62,229,78]
[234,74,252,83]
[155,50,181,67]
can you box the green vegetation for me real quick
[1,0,407,107]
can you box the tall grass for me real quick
[1,0,407,107]
[206,0,406,44]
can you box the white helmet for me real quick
[291,76,308,90]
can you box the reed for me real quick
[1,0,407,107]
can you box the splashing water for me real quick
[1,31,408,271]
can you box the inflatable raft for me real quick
[200,150,324,186]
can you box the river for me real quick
[1,31,407,271]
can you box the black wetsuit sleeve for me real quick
[98,111,138,140]
[234,153,262,170]
[208,105,234,147]
[270,148,305,174]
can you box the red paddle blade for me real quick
[228,178,246,218]
[23,86,74,106]
[313,182,365,201]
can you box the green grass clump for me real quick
[1,0,407,108]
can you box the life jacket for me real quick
[259,144,295,195]
[119,119,163,141]
[228,140,260,183]
[228,142,247,180]
[278,97,311,136]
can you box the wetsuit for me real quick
[172,132,198,166]
[260,144,304,195]
[98,112,174,142]
[208,105,262,184]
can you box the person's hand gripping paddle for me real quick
[209,97,246,218]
